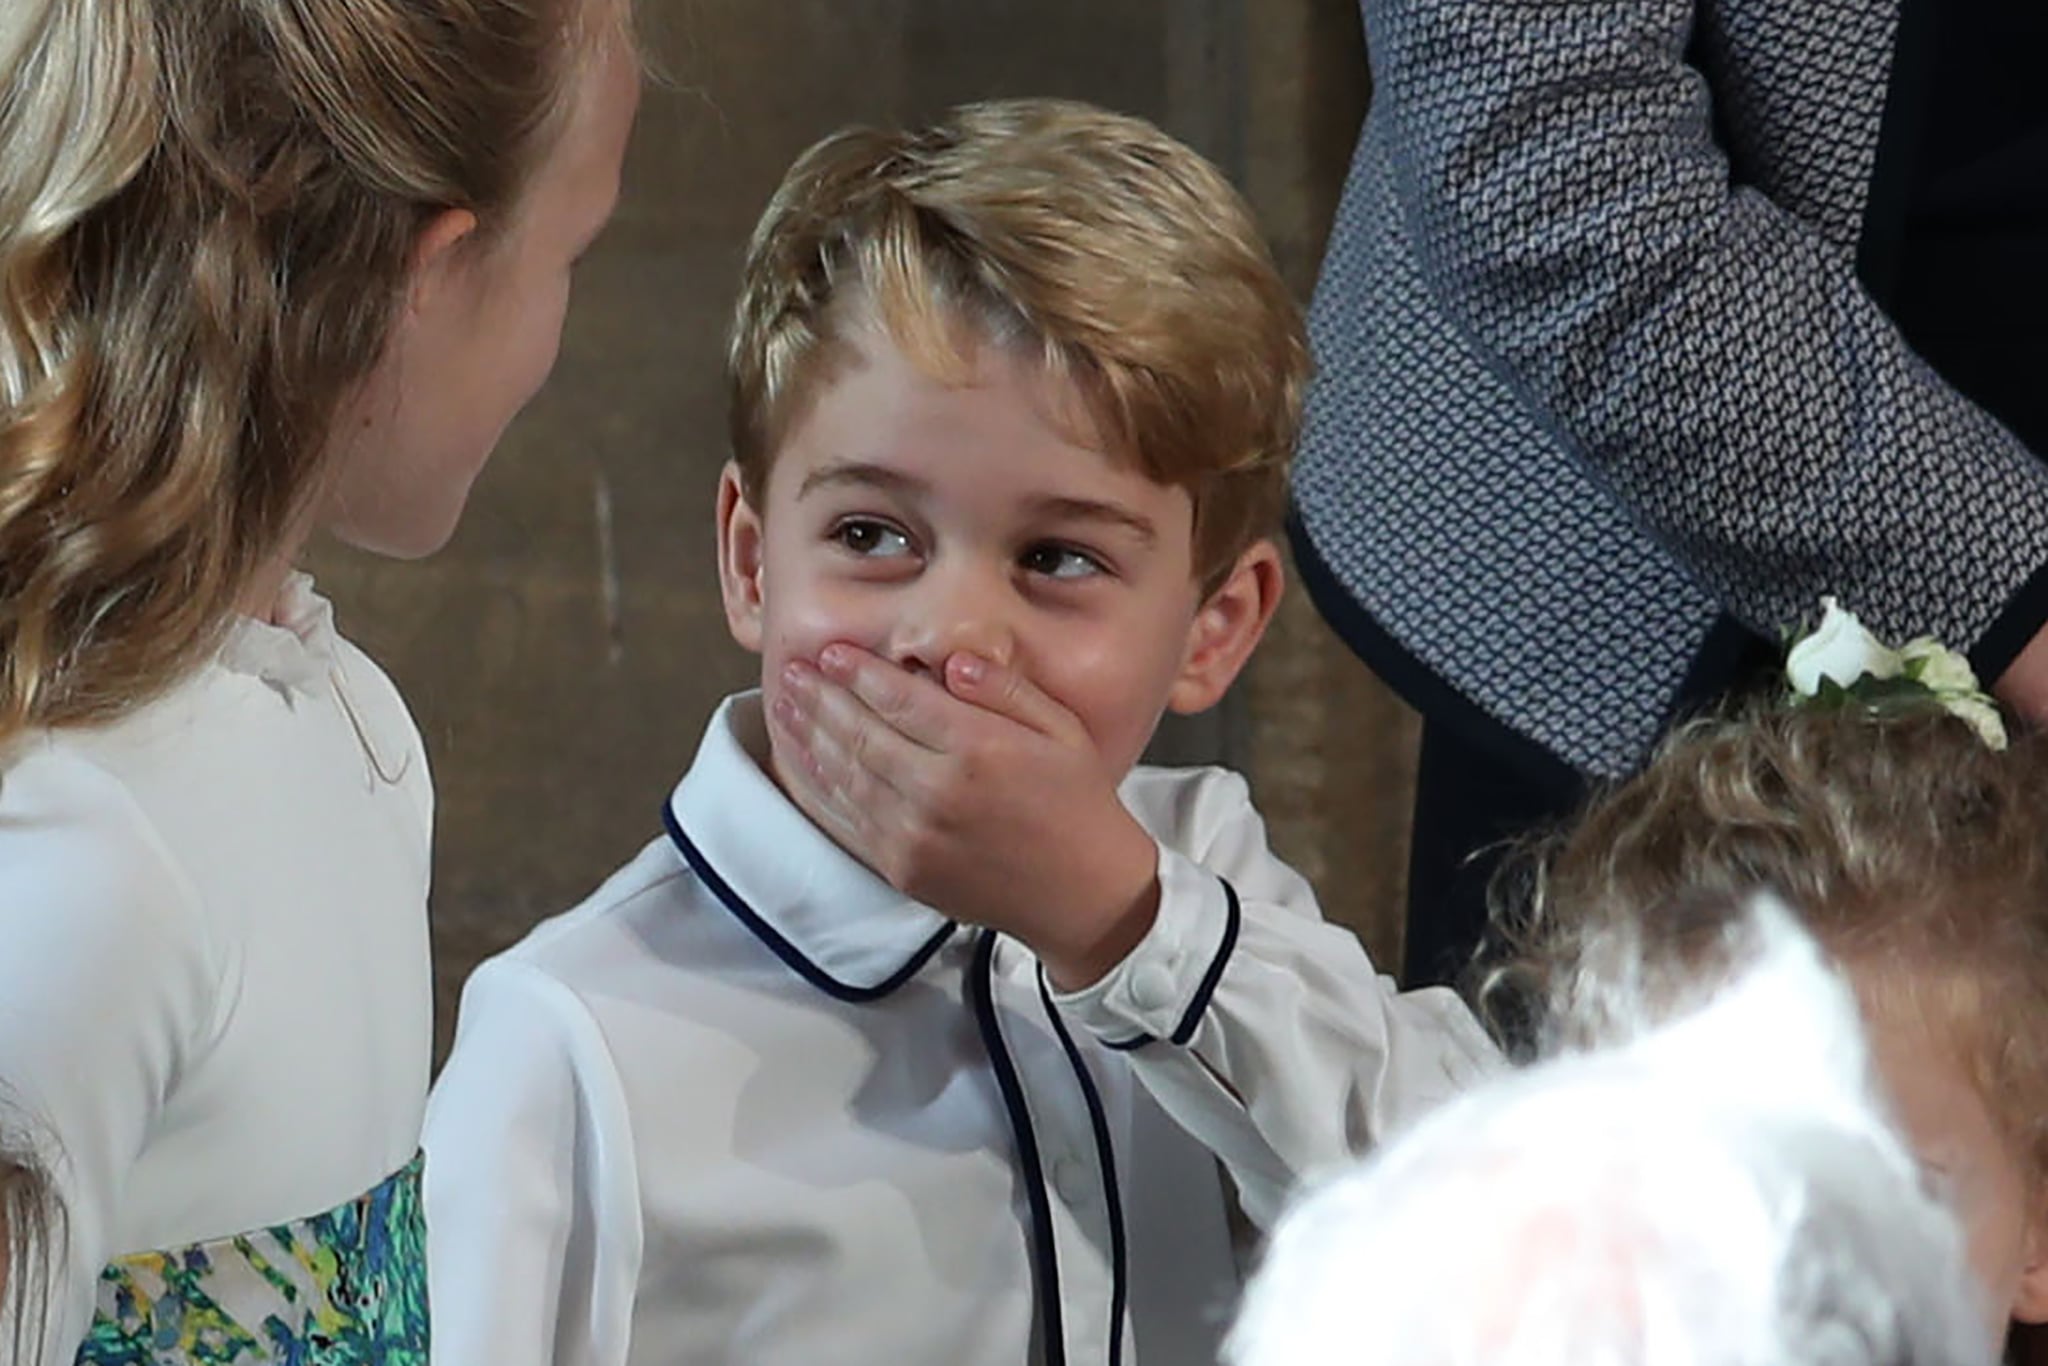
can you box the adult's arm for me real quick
[1367,0,2048,696]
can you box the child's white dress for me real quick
[425,692,1497,1366]
[0,575,434,1365]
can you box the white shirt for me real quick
[425,693,1496,1366]
[0,575,434,1364]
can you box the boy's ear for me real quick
[1166,539,1284,716]
[716,461,767,654]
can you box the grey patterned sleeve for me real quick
[1367,0,2048,661]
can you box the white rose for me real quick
[1898,637,1983,695]
[1786,598,1903,697]
[1942,695,2009,751]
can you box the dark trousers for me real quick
[1285,508,1780,991]
[1402,718,1585,988]
[1400,623,1780,990]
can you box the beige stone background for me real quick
[308,0,1418,1064]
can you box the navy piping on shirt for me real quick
[662,800,956,1004]
[1101,877,1244,1053]
[969,930,1067,1366]
[1038,967,1130,1366]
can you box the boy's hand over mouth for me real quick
[769,642,1160,990]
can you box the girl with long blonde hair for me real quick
[0,1,640,1360]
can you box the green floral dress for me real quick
[75,1155,427,1366]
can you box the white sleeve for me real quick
[424,959,642,1366]
[0,751,217,1366]
[1054,770,1501,1231]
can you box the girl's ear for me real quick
[717,462,768,653]
[1166,539,1284,715]
[2012,1207,2048,1324]
[406,209,481,314]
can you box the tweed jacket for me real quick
[1293,0,2048,777]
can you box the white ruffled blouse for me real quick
[0,574,434,1364]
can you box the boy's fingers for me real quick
[769,685,899,835]
[944,652,1082,744]
[815,644,954,752]
[780,741,878,855]
[767,696,851,817]
[779,663,925,799]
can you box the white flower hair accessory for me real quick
[1785,597,2007,750]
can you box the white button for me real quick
[1051,1155,1090,1205]
[1129,960,1180,1013]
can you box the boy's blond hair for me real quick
[727,98,1310,593]
[1490,703,2048,1184]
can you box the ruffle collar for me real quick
[219,571,338,695]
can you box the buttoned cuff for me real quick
[1049,844,1240,1049]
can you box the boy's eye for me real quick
[1020,544,1105,581]
[831,519,914,558]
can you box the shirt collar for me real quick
[665,692,956,1002]
[219,571,338,697]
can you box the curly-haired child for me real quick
[1493,698,2048,1352]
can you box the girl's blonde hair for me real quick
[0,0,617,745]
[0,1111,61,1364]
[1488,702,2048,1177]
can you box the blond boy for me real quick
[424,99,1495,1366]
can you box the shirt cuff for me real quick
[1048,844,1240,1049]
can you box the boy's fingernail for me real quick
[819,645,852,675]
[952,654,986,686]
[782,661,808,690]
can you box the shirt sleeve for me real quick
[1367,0,2048,673]
[424,959,642,1366]
[0,749,218,1366]
[1053,769,1500,1231]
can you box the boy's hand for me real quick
[769,643,1160,990]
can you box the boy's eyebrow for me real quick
[1026,495,1157,545]
[796,461,1158,544]
[796,460,929,501]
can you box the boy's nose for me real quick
[889,574,1016,680]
